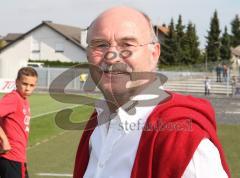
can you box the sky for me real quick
[0,0,239,48]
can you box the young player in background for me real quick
[0,67,38,178]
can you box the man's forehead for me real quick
[88,8,151,41]
[90,22,140,38]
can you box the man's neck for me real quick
[104,77,156,113]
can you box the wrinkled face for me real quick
[87,9,160,99]
[16,75,37,98]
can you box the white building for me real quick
[231,45,240,76]
[0,21,87,79]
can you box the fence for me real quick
[35,67,91,92]
[34,66,240,96]
[35,67,207,89]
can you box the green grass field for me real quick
[218,124,240,178]
[1,93,239,177]
[27,93,94,178]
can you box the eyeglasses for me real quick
[87,41,155,52]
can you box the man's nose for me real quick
[104,50,122,65]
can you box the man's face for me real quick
[16,75,37,98]
[87,9,160,99]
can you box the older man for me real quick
[73,6,230,178]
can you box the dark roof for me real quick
[3,33,23,42]
[0,21,86,53]
[153,25,169,36]
[44,21,84,47]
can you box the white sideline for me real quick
[36,173,72,177]
[27,131,66,150]
[225,111,240,114]
[31,105,78,119]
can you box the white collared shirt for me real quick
[83,82,228,178]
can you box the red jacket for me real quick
[73,92,230,178]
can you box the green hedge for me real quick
[28,59,89,68]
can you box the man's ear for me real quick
[153,43,161,60]
[149,43,160,68]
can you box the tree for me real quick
[220,26,231,61]
[176,15,185,42]
[159,15,203,66]
[182,22,201,64]
[175,15,186,64]
[206,10,221,63]
[230,15,240,47]
[160,18,178,65]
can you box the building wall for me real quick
[231,54,240,76]
[30,26,86,62]
[0,35,31,79]
[0,25,86,79]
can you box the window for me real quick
[55,43,64,52]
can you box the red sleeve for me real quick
[0,93,17,118]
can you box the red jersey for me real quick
[0,90,31,163]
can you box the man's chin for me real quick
[101,83,128,96]
[102,72,130,80]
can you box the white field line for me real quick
[225,111,240,114]
[230,102,240,106]
[36,173,72,177]
[31,105,79,119]
[28,104,87,149]
[27,131,66,150]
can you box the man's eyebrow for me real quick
[119,37,138,42]
[90,39,107,43]
[89,37,139,43]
